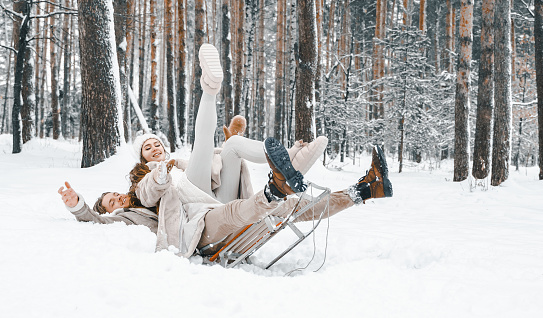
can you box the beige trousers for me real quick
[197,189,355,253]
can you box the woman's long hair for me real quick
[128,163,158,214]
[93,163,158,215]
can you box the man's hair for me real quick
[93,192,109,215]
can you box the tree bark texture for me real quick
[189,0,205,145]
[295,0,317,142]
[535,0,543,180]
[233,0,245,116]
[444,0,454,72]
[11,1,31,153]
[114,0,129,141]
[274,0,286,140]
[78,0,122,167]
[137,0,148,109]
[453,0,473,182]
[491,0,513,186]
[149,0,159,131]
[256,0,266,140]
[221,0,233,124]
[177,0,187,143]
[49,3,60,139]
[21,19,35,144]
[165,0,176,151]
[61,0,72,139]
[472,0,494,179]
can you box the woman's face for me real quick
[102,192,130,213]
[141,138,166,162]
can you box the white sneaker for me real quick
[289,136,328,175]
[199,43,223,95]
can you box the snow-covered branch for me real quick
[0,44,17,54]
[0,3,24,20]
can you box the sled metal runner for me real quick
[205,182,331,269]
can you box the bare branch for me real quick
[32,10,78,19]
[0,44,17,54]
[34,0,77,12]
[0,3,25,20]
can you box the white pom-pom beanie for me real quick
[132,133,167,161]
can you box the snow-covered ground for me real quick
[1,134,542,318]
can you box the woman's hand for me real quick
[156,160,174,184]
[58,181,79,208]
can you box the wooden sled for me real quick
[202,182,331,269]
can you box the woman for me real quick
[58,44,392,257]
[125,44,327,204]
[131,132,327,204]
[59,141,393,257]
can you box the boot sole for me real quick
[374,145,393,197]
[199,43,223,83]
[264,138,306,193]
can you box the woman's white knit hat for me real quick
[132,133,167,160]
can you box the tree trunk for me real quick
[419,0,426,33]
[149,0,159,131]
[165,0,176,151]
[453,0,473,182]
[256,0,266,140]
[189,0,205,145]
[274,0,286,140]
[11,1,31,153]
[49,2,60,139]
[295,0,317,142]
[78,0,122,167]
[491,0,512,186]
[114,0,129,141]
[535,0,543,180]
[21,18,35,143]
[233,0,245,116]
[472,0,495,179]
[33,5,41,136]
[221,0,233,125]
[444,0,454,72]
[61,0,72,139]
[177,0,187,143]
[137,0,148,110]
[315,0,323,137]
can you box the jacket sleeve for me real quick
[66,194,135,225]
[135,168,172,208]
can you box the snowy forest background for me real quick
[0,0,542,185]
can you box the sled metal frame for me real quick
[206,182,331,269]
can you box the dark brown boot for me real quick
[263,137,306,201]
[347,145,393,204]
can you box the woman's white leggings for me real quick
[184,92,267,202]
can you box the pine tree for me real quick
[453,0,473,182]
[78,0,122,167]
[535,0,543,180]
[472,0,495,180]
[491,0,513,185]
[295,0,317,142]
